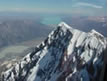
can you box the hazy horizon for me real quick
[0,0,106,17]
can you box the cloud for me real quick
[73,2,103,9]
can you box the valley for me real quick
[0,37,45,79]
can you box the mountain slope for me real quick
[0,20,52,48]
[1,22,107,81]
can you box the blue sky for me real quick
[0,0,106,16]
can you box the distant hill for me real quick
[62,16,107,37]
[0,19,52,48]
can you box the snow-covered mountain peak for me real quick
[89,29,107,48]
[58,22,72,29]
[1,22,106,81]
[90,29,104,37]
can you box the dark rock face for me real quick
[1,22,107,81]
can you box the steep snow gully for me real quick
[2,22,107,81]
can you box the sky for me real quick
[0,0,107,16]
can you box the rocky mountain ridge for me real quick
[1,22,107,81]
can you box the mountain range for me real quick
[0,20,52,48]
[1,22,107,81]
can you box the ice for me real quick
[58,22,72,29]
[27,64,39,81]
[81,50,91,63]
[73,56,76,62]
[67,29,81,55]
[76,32,87,47]
[90,37,99,48]
[91,29,104,37]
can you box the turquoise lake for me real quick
[42,16,62,25]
